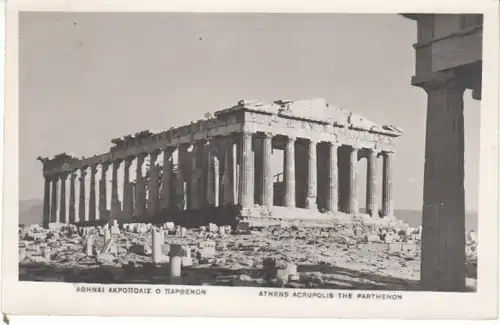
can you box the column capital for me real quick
[90,164,98,173]
[286,135,297,142]
[327,141,340,148]
[350,144,362,151]
[70,172,78,180]
[101,161,110,170]
[58,172,70,180]
[413,69,467,94]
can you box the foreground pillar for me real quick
[306,139,317,210]
[78,168,87,222]
[261,132,273,206]
[160,148,173,210]
[284,136,296,207]
[239,131,254,207]
[50,176,58,223]
[419,73,466,292]
[89,165,97,221]
[68,173,76,224]
[326,142,339,212]
[381,151,394,217]
[59,173,67,223]
[135,154,146,217]
[99,163,109,220]
[42,176,51,228]
[123,157,133,220]
[366,149,379,217]
[348,146,359,214]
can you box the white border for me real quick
[2,0,499,319]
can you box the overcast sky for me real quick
[19,13,480,212]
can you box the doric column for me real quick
[147,151,160,215]
[239,131,254,207]
[261,132,273,206]
[160,148,173,210]
[284,136,296,207]
[42,176,51,228]
[419,71,467,292]
[135,154,146,217]
[176,145,188,210]
[68,172,76,224]
[59,173,68,223]
[381,151,394,217]
[88,165,97,221]
[326,142,339,212]
[366,149,379,217]
[306,139,317,210]
[99,163,109,220]
[50,175,58,223]
[123,157,134,220]
[111,159,122,221]
[222,137,235,206]
[206,143,219,206]
[78,168,87,222]
[189,143,202,210]
[348,146,359,214]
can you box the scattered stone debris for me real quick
[17,220,478,290]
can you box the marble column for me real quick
[99,163,109,220]
[78,168,87,222]
[176,145,188,210]
[68,173,76,224]
[239,131,254,207]
[50,175,58,223]
[284,136,296,207]
[111,159,122,221]
[123,157,134,220]
[160,148,173,210]
[59,173,67,223]
[348,146,359,214]
[366,149,379,217]
[189,143,202,210]
[42,176,51,228]
[206,144,219,206]
[222,137,235,206]
[381,151,394,217]
[88,165,97,221]
[261,132,273,206]
[306,139,318,210]
[326,142,339,213]
[135,154,146,217]
[147,151,160,215]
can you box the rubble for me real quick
[17,221,478,290]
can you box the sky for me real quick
[18,12,481,212]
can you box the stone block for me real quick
[289,274,300,282]
[236,222,250,233]
[364,234,380,243]
[182,256,193,267]
[387,242,403,251]
[199,247,216,259]
[209,223,218,232]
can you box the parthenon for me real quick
[38,98,402,228]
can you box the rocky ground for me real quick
[18,220,478,291]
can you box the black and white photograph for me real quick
[2,0,499,319]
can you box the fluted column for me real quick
[123,157,133,220]
[111,159,122,222]
[135,154,146,217]
[222,137,235,206]
[306,139,317,210]
[50,176,58,223]
[348,146,359,214]
[189,143,202,210]
[366,149,379,217]
[78,168,87,222]
[176,145,188,210]
[68,173,76,223]
[148,151,160,215]
[59,173,68,223]
[160,148,173,210]
[99,163,109,220]
[326,142,339,212]
[284,136,296,207]
[381,151,394,217]
[239,131,254,207]
[419,72,466,292]
[259,132,273,206]
[88,165,97,221]
[42,177,51,228]
[206,143,219,207]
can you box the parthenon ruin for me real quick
[38,98,402,228]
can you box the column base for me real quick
[305,198,317,210]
